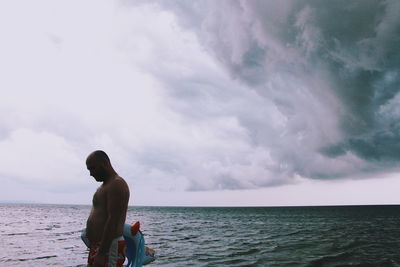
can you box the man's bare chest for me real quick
[92,186,108,208]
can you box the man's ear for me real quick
[101,158,110,168]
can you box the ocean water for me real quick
[1,204,400,267]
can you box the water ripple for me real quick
[1,204,400,266]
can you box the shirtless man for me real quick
[85,150,130,267]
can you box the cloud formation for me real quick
[133,0,400,184]
[1,0,400,201]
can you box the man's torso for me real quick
[86,177,129,244]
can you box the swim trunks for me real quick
[88,236,125,267]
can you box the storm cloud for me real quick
[1,0,400,201]
[131,0,400,186]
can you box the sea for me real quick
[1,204,400,267]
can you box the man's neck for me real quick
[102,172,117,185]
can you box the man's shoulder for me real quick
[105,176,130,211]
[108,176,129,192]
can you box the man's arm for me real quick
[98,179,129,255]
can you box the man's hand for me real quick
[92,252,106,267]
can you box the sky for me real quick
[1,0,400,206]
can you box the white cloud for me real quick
[0,0,286,201]
[0,128,86,187]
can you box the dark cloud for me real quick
[297,0,400,163]
[132,0,400,185]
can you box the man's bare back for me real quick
[85,150,130,267]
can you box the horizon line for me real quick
[1,200,399,208]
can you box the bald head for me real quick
[86,150,116,182]
[87,150,110,164]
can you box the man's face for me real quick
[86,158,105,182]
